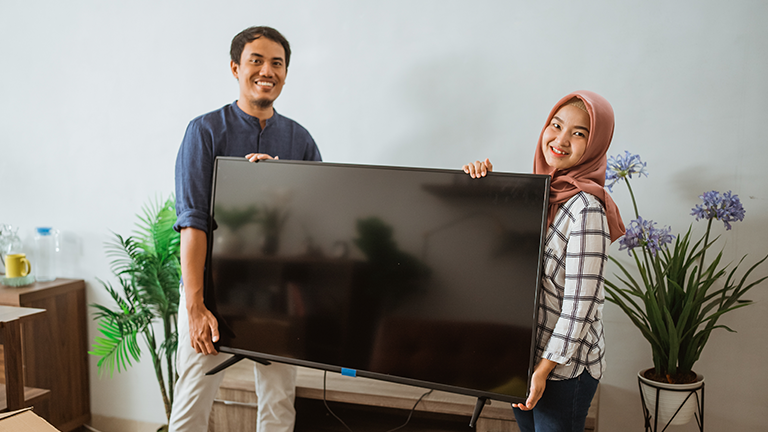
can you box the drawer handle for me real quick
[213,398,258,408]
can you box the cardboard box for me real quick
[0,408,61,432]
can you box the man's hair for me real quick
[230,26,291,68]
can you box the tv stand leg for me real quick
[205,354,246,376]
[206,353,274,376]
[205,354,245,375]
[469,397,488,428]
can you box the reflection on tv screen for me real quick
[207,158,549,402]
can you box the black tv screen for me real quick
[205,157,549,404]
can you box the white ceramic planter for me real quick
[638,368,704,427]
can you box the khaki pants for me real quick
[168,287,297,432]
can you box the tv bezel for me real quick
[204,156,550,405]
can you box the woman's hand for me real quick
[512,358,557,411]
[462,158,493,178]
[245,153,279,162]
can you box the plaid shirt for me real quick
[537,191,610,380]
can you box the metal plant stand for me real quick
[638,377,705,432]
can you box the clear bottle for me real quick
[1,224,24,274]
[1,224,23,255]
[34,227,59,282]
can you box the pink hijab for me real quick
[533,90,625,243]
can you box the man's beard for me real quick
[251,98,274,110]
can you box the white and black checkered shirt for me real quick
[538,191,610,380]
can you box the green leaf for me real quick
[605,185,768,378]
[89,195,181,419]
[89,318,142,377]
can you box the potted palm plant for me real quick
[603,152,768,428]
[89,196,181,430]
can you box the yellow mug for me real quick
[4,253,32,278]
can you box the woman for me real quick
[464,90,624,432]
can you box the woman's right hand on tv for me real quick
[462,158,493,178]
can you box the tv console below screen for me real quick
[204,157,550,414]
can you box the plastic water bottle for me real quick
[34,227,59,282]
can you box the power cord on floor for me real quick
[322,370,434,432]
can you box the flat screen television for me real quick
[204,157,550,408]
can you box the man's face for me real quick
[231,37,287,111]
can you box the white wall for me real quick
[2,0,766,430]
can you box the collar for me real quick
[231,101,281,129]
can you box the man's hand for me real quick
[246,153,279,162]
[462,158,493,178]
[180,227,219,355]
[187,302,220,355]
[512,358,557,411]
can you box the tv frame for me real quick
[203,157,550,412]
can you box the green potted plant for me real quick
[89,196,181,430]
[603,152,767,427]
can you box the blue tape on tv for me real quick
[341,368,357,377]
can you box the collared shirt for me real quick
[174,102,322,233]
[537,191,610,380]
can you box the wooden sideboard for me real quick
[0,278,90,431]
[209,361,599,432]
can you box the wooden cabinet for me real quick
[0,305,50,412]
[0,278,90,431]
[210,362,599,432]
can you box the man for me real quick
[170,26,321,432]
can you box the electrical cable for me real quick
[323,370,354,432]
[322,370,435,432]
[384,387,434,432]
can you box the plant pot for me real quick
[638,368,704,427]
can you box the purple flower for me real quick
[605,151,648,192]
[691,190,745,230]
[618,216,675,256]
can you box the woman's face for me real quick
[540,104,591,171]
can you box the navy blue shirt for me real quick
[174,102,322,233]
